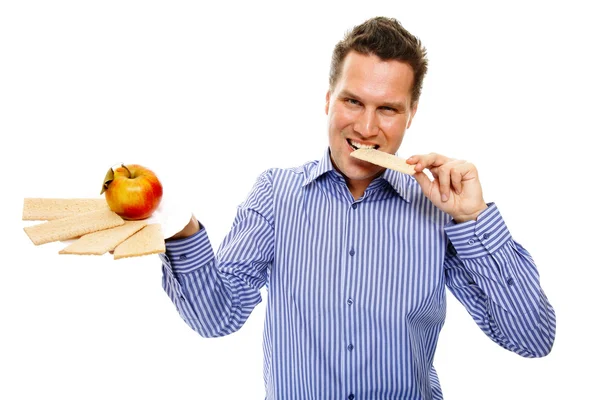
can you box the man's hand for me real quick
[166,215,201,241]
[406,153,488,223]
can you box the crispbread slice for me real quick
[59,221,148,255]
[350,148,416,175]
[23,198,109,221]
[113,224,165,260]
[24,209,124,246]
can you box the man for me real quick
[160,17,555,399]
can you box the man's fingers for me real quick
[420,159,467,201]
[408,154,476,201]
[406,153,451,170]
[434,166,451,202]
[450,167,463,195]
[412,171,432,198]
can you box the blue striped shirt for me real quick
[160,149,556,399]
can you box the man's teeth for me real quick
[350,141,377,150]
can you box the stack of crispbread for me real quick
[23,198,165,259]
[59,220,148,255]
[23,208,125,245]
[22,198,109,221]
[113,224,165,259]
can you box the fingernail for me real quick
[441,193,448,202]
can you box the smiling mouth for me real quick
[348,139,379,151]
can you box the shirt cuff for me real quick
[161,226,215,273]
[444,203,512,259]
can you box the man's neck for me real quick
[345,178,371,200]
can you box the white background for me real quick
[2,0,598,399]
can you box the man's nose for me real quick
[354,109,379,137]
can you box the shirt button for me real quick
[482,233,489,240]
[506,278,515,286]
[349,248,355,256]
[352,203,358,209]
[347,344,354,351]
[347,298,353,306]
[179,254,187,260]
[348,395,355,400]
[468,238,475,245]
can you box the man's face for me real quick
[326,51,417,191]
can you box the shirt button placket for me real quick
[346,202,358,398]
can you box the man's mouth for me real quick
[347,139,379,151]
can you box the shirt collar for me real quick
[302,148,414,203]
[302,148,336,186]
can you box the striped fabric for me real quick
[160,149,556,400]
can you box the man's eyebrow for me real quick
[381,100,407,112]
[339,90,407,111]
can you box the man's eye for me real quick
[346,98,361,106]
[380,106,397,113]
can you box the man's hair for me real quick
[329,17,428,106]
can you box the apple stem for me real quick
[121,163,132,178]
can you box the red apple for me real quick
[100,163,163,220]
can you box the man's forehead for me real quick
[337,52,414,103]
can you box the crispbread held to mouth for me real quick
[59,220,148,255]
[22,198,109,221]
[350,148,416,176]
[23,208,124,245]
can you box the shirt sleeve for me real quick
[443,203,556,358]
[159,170,275,338]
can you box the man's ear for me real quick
[406,102,418,129]
[325,91,331,115]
